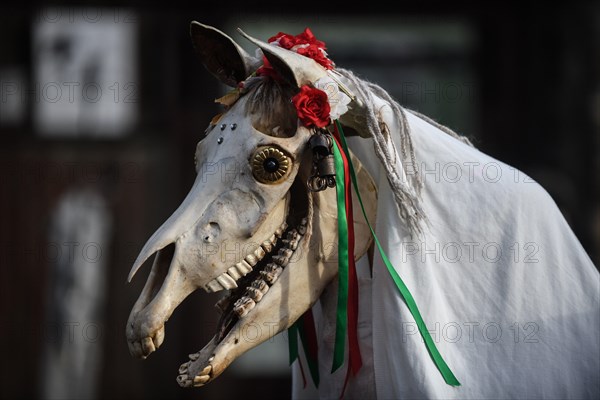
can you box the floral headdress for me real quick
[261,28,351,127]
[216,28,351,129]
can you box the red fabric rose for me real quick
[295,28,326,49]
[292,86,331,128]
[268,28,326,50]
[296,44,334,70]
[267,32,297,49]
[261,28,334,78]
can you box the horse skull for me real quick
[126,22,377,388]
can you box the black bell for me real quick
[309,133,332,157]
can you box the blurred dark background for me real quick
[1,2,598,399]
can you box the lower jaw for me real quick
[176,213,310,388]
[177,179,312,387]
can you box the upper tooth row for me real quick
[230,220,309,318]
[204,221,289,293]
[232,231,306,318]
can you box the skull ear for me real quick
[190,22,260,87]
[237,28,328,87]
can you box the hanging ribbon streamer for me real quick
[331,129,362,396]
[333,120,461,387]
[288,120,460,391]
[330,130,363,371]
[330,134,348,372]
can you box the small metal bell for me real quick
[317,155,336,177]
[309,134,332,157]
[306,130,336,192]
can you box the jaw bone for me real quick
[177,217,324,388]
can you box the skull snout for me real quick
[127,248,196,359]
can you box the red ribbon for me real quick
[332,127,362,391]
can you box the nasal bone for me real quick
[127,178,219,282]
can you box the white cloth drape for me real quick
[292,108,599,399]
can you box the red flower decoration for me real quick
[294,28,326,49]
[292,86,331,128]
[296,44,334,70]
[266,28,333,69]
[267,32,298,49]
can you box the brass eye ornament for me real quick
[252,147,291,184]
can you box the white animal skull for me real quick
[126,22,377,388]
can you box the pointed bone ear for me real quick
[190,22,260,87]
[237,28,328,87]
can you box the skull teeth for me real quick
[227,270,283,320]
[227,266,242,280]
[205,220,302,296]
[261,241,274,253]
[246,287,265,302]
[254,247,266,260]
[193,373,210,387]
[281,239,298,251]
[298,219,308,235]
[278,247,294,258]
[245,254,258,266]
[274,221,287,238]
[236,260,252,275]
[209,262,252,294]
[233,296,256,317]
[205,279,225,293]
[232,269,282,316]
[260,264,283,285]
[272,255,289,267]
[251,279,269,294]
[217,274,238,289]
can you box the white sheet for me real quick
[292,108,600,399]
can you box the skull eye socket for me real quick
[251,146,291,184]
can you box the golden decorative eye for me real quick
[251,147,291,184]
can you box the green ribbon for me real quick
[334,120,460,387]
[331,138,350,373]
